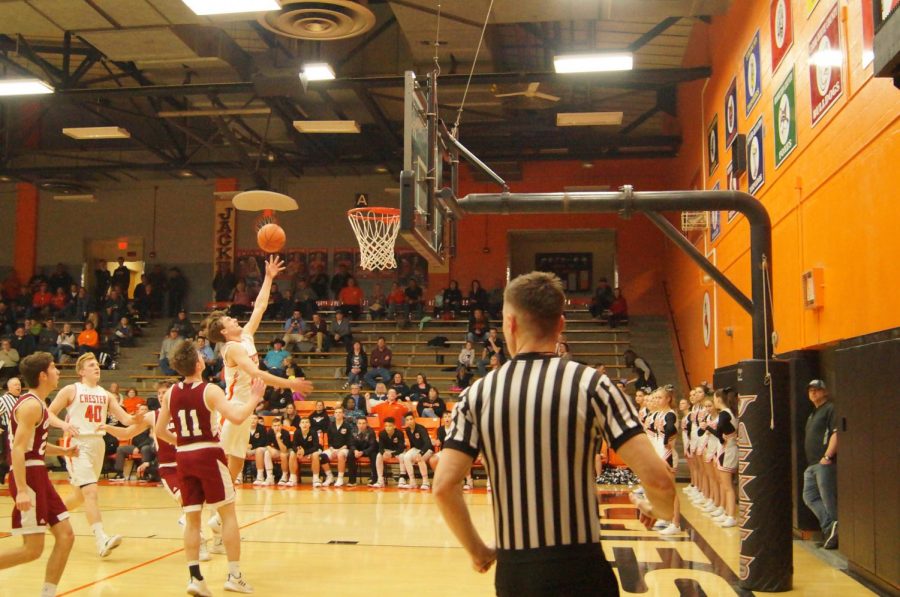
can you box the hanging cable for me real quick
[432,2,442,77]
[761,254,775,430]
[453,0,496,134]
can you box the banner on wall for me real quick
[809,3,844,127]
[710,182,722,242]
[770,0,795,72]
[744,30,762,116]
[707,114,720,176]
[724,78,739,149]
[773,68,798,168]
[214,198,236,275]
[747,117,766,195]
[727,162,739,221]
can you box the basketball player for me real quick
[203,256,314,483]
[155,340,263,595]
[48,353,136,558]
[0,353,79,597]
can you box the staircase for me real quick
[624,316,681,389]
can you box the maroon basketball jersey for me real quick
[153,409,177,464]
[169,382,219,448]
[10,393,50,461]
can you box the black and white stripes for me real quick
[444,353,643,551]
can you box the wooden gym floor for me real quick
[0,476,876,596]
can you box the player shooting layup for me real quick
[49,353,136,558]
[204,256,314,481]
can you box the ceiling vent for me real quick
[257,1,375,40]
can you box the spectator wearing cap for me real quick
[282,310,307,351]
[158,327,182,375]
[169,309,196,338]
[264,339,292,378]
[802,379,839,550]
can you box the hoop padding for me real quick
[348,207,401,270]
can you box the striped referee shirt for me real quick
[444,353,643,551]
[0,392,19,428]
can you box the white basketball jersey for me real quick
[66,382,110,437]
[223,332,258,405]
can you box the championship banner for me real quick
[774,68,798,168]
[747,117,766,195]
[214,198,236,275]
[744,30,762,116]
[809,3,844,127]
[770,0,794,72]
[724,78,739,149]
[707,114,720,176]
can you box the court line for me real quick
[57,511,284,596]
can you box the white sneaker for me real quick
[323,476,335,487]
[659,523,682,536]
[710,507,725,518]
[263,477,275,486]
[420,483,430,491]
[718,516,737,528]
[98,534,123,558]
[277,478,289,486]
[702,504,718,514]
[224,573,253,593]
[463,483,472,490]
[682,486,694,494]
[397,480,410,489]
[199,541,211,562]
[234,476,242,485]
[208,538,226,555]
[313,480,322,488]
[252,478,265,486]
[286,479,296,487]
[187,578,212,596]
[371,480,384,488]
[334,478,344,488]
[652,519,669,530]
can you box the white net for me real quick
[681,211,709,231]
[348,208,401,270]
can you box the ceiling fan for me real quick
[493,82,561,102]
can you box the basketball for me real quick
[257,223,286,253]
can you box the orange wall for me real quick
[666,0,900,382]
[447,159,674,315]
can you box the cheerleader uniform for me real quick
[702,412,720,464]
[659,409,678,471]
[712,408,738,473]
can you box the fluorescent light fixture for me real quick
[158,107,271,118]
[809,49,843,67]
[556,112,624,127]
[293,120,360,134]
[301,63,335,81]
[0,78,54,96]
[62,126,131,140]
[182,0,279,16]
[554,52,633,73]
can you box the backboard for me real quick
[399,70,456,273]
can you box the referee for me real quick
[433,272,676,596]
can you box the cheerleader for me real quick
[710,388,738,527]
[656,386,682,535]
[696,396,723,517]
[682,387,705,500]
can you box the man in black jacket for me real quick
[400,413,433,490]
[323,407,354,487]
[349,418,379,487]
[376,416,408,488]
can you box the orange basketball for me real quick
[257,223,286,253]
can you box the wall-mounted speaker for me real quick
[733,134,747,175]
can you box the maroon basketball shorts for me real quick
[10,463,69,535]
[175,446,235,512]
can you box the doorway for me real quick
[83,237,145,298]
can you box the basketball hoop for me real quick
[254,209,278,231]
[348,207,401,270]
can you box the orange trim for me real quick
[13,183,38,284]
[214,178,239,193]
[347,207,400,221]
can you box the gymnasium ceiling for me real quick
[0,0,730,187]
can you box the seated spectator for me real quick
[386,282,406,319]
[247,414,268,483]
[258,417,292,486]
[105,288,127,321]
[55,323,77,363]
[321,407,354,488]
[330,263,351,299]
[349,417,379,487]
[304,313,328,353]
[36,318,57,355]
[416,387,445,418]
[404,278,425,320]
[48,263,73,294]
[458,340,476,369]
[197,336,221,381]
[0,302,15,335]
[293,278,318,319]
[282,403,300,429]
[330,311,353,352]
[556,342,573,361]
[451,364,473,392]
[342,393,366,424]
[282,310,307,351]
[399,413,433,490]
[372,389,411,430]
[308,400,330,436]
[467,279,488,312]
[114,317,135,348]
[158,327,182,375]
[228,280,253,316]
[71,287,95,322]
[624,349,657,390]
[363,336,392,389]
[0,339,20,382]
[477,328,506,377]
[111,405,154,481]
[264,285,291,320]
[487,354,501,373]
[368,283,387,321]
[10,326,35,362]
[263,339,291,378]
[213,263,237,302]
[442,280,463,317]
[75,321,100,356]
[389,372,410,399]
[589,278,615,319]
[408,373,432,402]
[344,341,367,389]
[133,279,152,321]
[608,288,628,328]
[289,417,322,486]
[376,416,409,488]
[50,287,68,314]
[466,308,489,344]
[364,382,388,410]
[30,282,52,317]
[100,305,119,333]
[169,309,195,338]
[338,276,364,320]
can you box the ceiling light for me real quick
[0,78,54,96]
[182,0,279,16]
[62,126,131,140]
[556,112,624,126]
[293,120,360,134]
[374,166,389,174]
[301,63,336,81]
[158,107,271,118]
[0,176,12,182]
[177,170,194,178]
[554,53,633,73]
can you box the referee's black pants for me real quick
[495,543,619,596]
